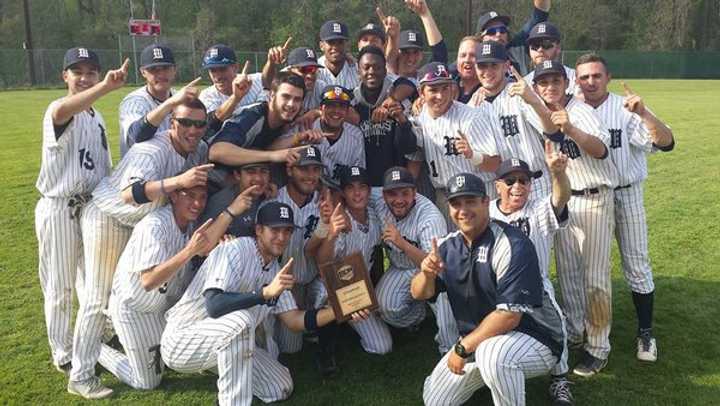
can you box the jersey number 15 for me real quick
[79,148,95,170]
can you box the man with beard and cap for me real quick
[523,23,577,96]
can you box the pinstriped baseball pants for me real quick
[614,183,654,294]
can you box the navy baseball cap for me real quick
[528,22,562,43]
[446,173,487,200]
[475,41,508,64]
[383,167,416,191]
[256,201,295,228]
[532,60,567,83]
[495,158,542,180]
[320,20,349,41]
[476,11,511,34]
[286,47,322,68]
[295,146,324,167]
[399,30,424,50]
[340,166,370,188]
[357,23,386,42]
[320,85,352,106]
[140,44,175,69]
[202,44,236,69]
[418,62,453,85]
[63,47,100,71]
[321,175,342,192]
[236,161,271,171]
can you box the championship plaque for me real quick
[319,252,378,322]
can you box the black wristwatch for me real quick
[453,339,471,359]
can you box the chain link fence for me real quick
[2,47,719,89]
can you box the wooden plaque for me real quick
[319,251,378,322]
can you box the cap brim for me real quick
[260,221,297,229]
[141,62,175,69]
[475,56,506,64]
[295,160,325,168]
[399,44,423,50]
[202,62,236,69]
[236,162,271,170]
[482,16,511,31]
[532,70,566,83]
[321,34,349,41]
[419,77,455,86]
[447,190,486,200]
[357,29,385,40]
[64,60,101,71]
[495,168,541,180]
[383,182,416,191]
[528,34,560,42]
[321,176,342,191]
[291,61,323,68]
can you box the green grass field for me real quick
[1,80,719,405]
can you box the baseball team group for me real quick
[35,0,675,404]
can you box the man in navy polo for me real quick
[412,172,565,406]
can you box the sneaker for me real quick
[55,362,71,375]
[549,376,574,406]
[636,334,657,362]
[315,350,338,378]
[67,377,113,399]
[572,352,608,377]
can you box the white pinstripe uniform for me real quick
[490,196,570,375]
[70,131,207,383]
[199,73,267,115]
[483,84,553,200]
[327,205,393,354]
[35,99,111,369]
[524,65,577,96]
[423,223,565,406]
[372,193,459,353]
[408,101,503,222]
[302,78,327,112]
[317,55,360,90]
[118,86,174,157]
[272,187,322,353]
[161,237,297,406]
[594,92,663,295]
[97,206,193,389]
[549,97,619,360]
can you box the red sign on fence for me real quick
[129,19,161,36]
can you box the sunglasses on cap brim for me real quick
[529,40,558,51]
[321,89,351,102]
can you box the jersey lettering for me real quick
[304,215,320,239]
[78,148,95,170]
[429,161,439,177]
[443,136,460,156]
[99,123,108,150]
[609,128,622,149]
[560,139,581,160]
[499,115,520,138]
[509,217,532,236]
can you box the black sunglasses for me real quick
[529,40,557,51]
[484,26,508,36]
[174,117,207,128]
[502,176,530,186]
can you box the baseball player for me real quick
[283,47,327,113]
[97,182,258,390]
[453,36,482,104]
[160,201,342,406]
[474,0,551,76]
[489,153,574,405]
[317,20,360,90]
[575,53,674,363]
[531,60,619,377]
[472,40,559,200]
[199,44,266,133]
[413,173,565,406]
[67,99,211,399]
[316,166,393,354]
[272,146,325,354]
[372,167,459,353]
[407,62,503,223]
[523,22,577,96]
[118,44,201,157]
[35,48,127,376]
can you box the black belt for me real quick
[615,184,632,191]
[571,188,600,196]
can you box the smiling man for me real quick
[523,23,576,95]
[317,20,360,90]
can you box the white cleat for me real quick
[67,377,113,399]
[636,335,657,362]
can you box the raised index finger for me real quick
[196,163,215,172]
[431,237,439,254]
[195,217,214,233]
[376,6,387,22]
[544,139,553,156]
[120,58,130,73]
[186,76,202,88]
[509,65,524,83]
[240,184,260,195]
[456,129,468,140]
[282,36,293,51]
[280,257,294,273]
[240,61,250,75]
[621,81,634,96]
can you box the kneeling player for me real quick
[413,173,565,406]
[160,202,339,406]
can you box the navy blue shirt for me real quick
[435,220,563,356]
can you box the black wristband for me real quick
[545,131,565,143]
[304,308,320,333]
[131,181,151,204]
[224,208,237,220]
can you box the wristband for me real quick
[131,181,151,204]
[469,150,485,166]
[304,308,320,333]
[224,208,237,220]
[160,179,168,195]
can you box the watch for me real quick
[453,340,471,359]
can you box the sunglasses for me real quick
[174,117,207,128]
[299,65,319,75]
[529,40,557,51]
[502,176,530,186]
[484,26,508,36]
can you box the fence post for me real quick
[117,35,123,65]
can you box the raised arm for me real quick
[622,82,674,150]
[544,140,570,216]
[121,163,215,205]
[212,61,252,123]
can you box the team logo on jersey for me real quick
[78,48,89,58]
[153,48,164,59]
[482,44,492,55]
[209,48,219,58]
[537,24,547,34]
[333,23,342,33]
[408,32,417,42]
[444,135,461,156]
[456,175,466,188]
[392,170,401,181]
[476,246,488,263]
[560,138,581,159]
[609,129,623,149]
[303,215,320,239]
[510,217,532,236]
[500,115,520,138]
[280,207,290,219]
[336,264,354,281]
[306,49,315,59]
[542,60,553,69]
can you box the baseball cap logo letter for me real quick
[280,207,290,219]
[511,158,520,167]
[306,49,315,58]
[408,32,417,42]
[543,60,553,69]
[306,147,316,157]
[78,48,89,58]
[209,48,218,58]
[333,23,341,33]
[456,176,466,188]
[538,24,546,34]
[153,48,164,59]
[392,171,401,181]
[482,44,492,55]
[351,167,360,176]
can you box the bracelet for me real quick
[160,179,168,195]
[469,150,485,166]
[223,208,237,220]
